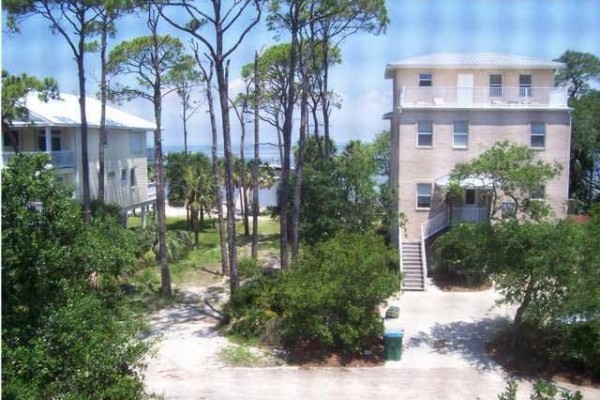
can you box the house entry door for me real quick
[457,74,474,106]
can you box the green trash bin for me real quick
[384,330,403,361]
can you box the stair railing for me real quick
[398,221,404,277]
[419,207,450,292]
[420,224,428,291]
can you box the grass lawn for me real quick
[129,214,280,298]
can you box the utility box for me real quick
[383,329,403,361]
[385,306,400,319]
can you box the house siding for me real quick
[86,128,149,207]
[394,68,556,88]
[394,108,570,240]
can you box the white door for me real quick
[457,74,474,106]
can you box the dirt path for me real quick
[142,284,600,400]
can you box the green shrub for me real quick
[90,199,122,221]
[279,232,399,354]
[223,272,283,340]
[224,232,399,355]
[433,223,491,286]
[238,257,260,278]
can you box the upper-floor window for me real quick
[419,73,432,87]
[3,130,20,149]
[130,168,136,187]
[121,168,128,183]
[531,122,545,149]
[131,132,145,155]
[417,121,433,147]
[453,121,469,149]
[37,129,62,151]
[416,183,433,209]
[489,74,503,97]
[519,74,532,97]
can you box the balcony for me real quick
[2,151,76,168]
[398,86,568,109]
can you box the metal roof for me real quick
[21,92,156,130]
[385,53,564,78]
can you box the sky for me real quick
[2,0,600,148]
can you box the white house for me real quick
[2,93,156,210]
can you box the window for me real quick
[121,168,128,183]
[465,189,476,205]
[131,132,145,155]
[108,171,116,179]
[489,74,503,97]
[453,121,469,149]
[417,121,433,147]
[37,129,62,151]
[419,73,432,87]
[4,130,20,149]
[519,74,532,97]
[531,186,545,200]
[502,201,516,217]
[416,183,432,209]
[531,122,545,148]
[130,168,136,187]
[51,129,62,151]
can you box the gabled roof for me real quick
[385,53,564,78]
[19,93,156,130]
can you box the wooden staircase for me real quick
[401,241,425,291]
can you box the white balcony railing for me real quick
[2,151,76,168]
[451,207,490,224]
[398,86,568,108]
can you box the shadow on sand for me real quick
[406,316,512,370]
[145,285,227,338]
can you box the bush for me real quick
[238,257,260,278]
[279,232,398,354]
[90,199,122,221]
[224,232,399,355]
[433,223,491,286]
[223,272,283,341]
[2,154,148,399]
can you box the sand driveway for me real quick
[143,282,599,399]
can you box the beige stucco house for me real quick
[2,93,156,211]
[385,53,571,290]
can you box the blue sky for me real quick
[2,0,599,148]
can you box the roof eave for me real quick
[386,63,563,70]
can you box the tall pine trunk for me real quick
[251,51,260,260]
[154,94,170,296]
[215,58,239,292]
[201,62,229,276]
[279,7,301,270]
[98,18,108,203]
[291,50,309,258]
[77,21,91,224]
[320,34,331,159]
[239,103,250,236]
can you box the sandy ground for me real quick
[143,280,600,400]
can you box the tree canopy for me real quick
[2,154,147,398]
[1,70,59,133]
[554,50,600,100]
[449,141,562,220]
